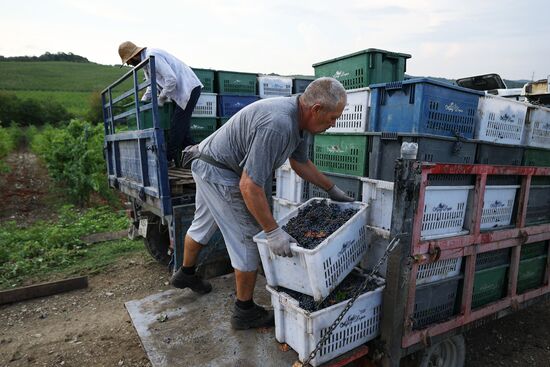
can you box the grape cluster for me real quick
[283,200,358,250]
[277,272,379,312]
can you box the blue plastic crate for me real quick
[217,95,260,117]
[369,78,483,138]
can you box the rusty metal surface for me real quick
[125,273,300,367]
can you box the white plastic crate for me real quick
[475,95,527,145]
[422,186,472,239]
[267,275,385,367]
[361,178,394,231]
[192,92,217,117]
[258,76,293,98]
[481,185,519,230]
[524,105,550,148]
[275,161,307,203]
[361,178,472,240]
[254,199,369,301]
[272,197,301,222]
[327,88,370,133]
[416,258,463,285]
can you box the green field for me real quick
[0,61,145,118]
[0,61,130,91]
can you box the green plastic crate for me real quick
[190,117,217,143]
[215,70,258,95]
[312,48,411,90]
[218,117,231,126]
[313,134,369,176]
[192,68,215,93]
[517,255,548,293]
[523,147,550,184]
[521,241,549,260]
[126,101,174,130]
[472,265,508,309]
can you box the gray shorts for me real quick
[186,172,262,272]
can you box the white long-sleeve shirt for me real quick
[141,48,203,110]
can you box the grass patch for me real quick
[0,205,139,289]
[57,238,145,277]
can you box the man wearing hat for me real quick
[118,41,203,166]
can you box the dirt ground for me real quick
[0,150,56,225]
[1,150,550,367]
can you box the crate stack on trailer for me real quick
[189,68,218,143]
[272,49,411,220]
[272,48,550,333]
[215,70,259,127]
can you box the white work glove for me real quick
[327,185,354,202]
[265,227,296,257]
[140,95,151,102]
[158,94,170,107]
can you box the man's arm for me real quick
[239,170,295,257]
[289,158,332,190]
[290,158,354,202]
[239,171,277,232]
[155,57,177,99]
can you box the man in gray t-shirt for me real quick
[170,77,353,330]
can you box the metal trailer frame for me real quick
[101,56,200,272]
[101,56,172,217]
[380,160,550,366]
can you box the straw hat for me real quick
[118,41,145,65]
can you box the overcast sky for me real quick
[1,0,549,81]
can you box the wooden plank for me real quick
[0,276,89,305]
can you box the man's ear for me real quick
[311,103,323,114]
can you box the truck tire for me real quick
[143,221,171,266]
[402,335,465,367]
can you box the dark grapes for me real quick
[277,272,379,312]
[283,200,358,250]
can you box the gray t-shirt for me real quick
[193,96,310,187]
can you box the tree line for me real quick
[0,52,89,63]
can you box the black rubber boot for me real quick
[170,267,212,294]
[231,303,274,330]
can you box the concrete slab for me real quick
[125,273,299,367]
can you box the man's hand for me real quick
[327,185,354,202]
[265,227,296,257]
[158,94,169,107]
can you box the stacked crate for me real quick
[289,75,315,94]
[273,49,411,220]
[257,75,292,99]
[253,199,383,366]
[190,68,217,143]
[518,241,549,293]
[215,70,260,128]
[522,105,550,224]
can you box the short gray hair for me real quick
[301,77,346,111]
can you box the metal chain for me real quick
[300,236,401,367]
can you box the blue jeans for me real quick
[167,86,202,163]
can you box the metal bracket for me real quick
[519,230,529,245]
[428,245,442,262]
[421,330,432,347]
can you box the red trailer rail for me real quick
[379,160,550,366]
